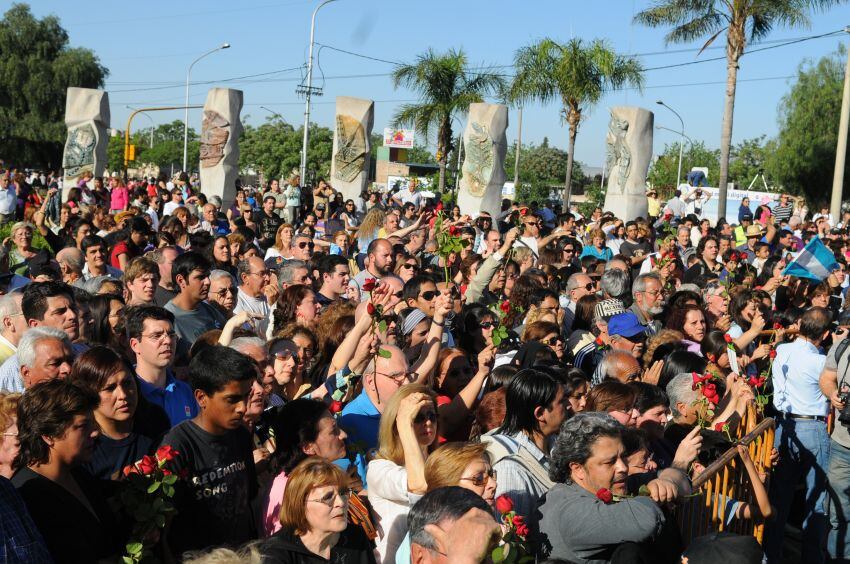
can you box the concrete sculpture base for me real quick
[199,88,244,211]
[330,96,374,201]
[62,87,110,200]
[458,103,508,218]
[603,106,653,221]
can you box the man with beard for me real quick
[630,273,664,335]
[349,238,394,301]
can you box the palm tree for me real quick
[508,38,644,209]
[635,0,846,220]
[391,48,505,193]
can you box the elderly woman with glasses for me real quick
[6,221,45,273]
[367,384,438,563]
[259,457,377,563]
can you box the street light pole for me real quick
[300,0,339,187]
[127,106,154,148]
[656,100,685,188]
[830,26,850,220]
[260,106,284,121]
[656,125,695,148]
[183,42,230,173]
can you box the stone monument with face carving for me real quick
[330,96,374,201]
[458,103,508,218]
[603,106,653,221]
[199,88,243,211]
[62,87,110,200]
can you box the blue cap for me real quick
[608,312,648,339]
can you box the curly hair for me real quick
[549,412,623,484]
[273,285,315,333]
[642,329,685,367]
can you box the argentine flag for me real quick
[782,236,839,281]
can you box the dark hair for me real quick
[573,294,601,333]
[497,368,562,436]
[549,413,623,483]
[701,330,729,362]
[88,293,124,346]
[270,398,333,474]
[15,379,98,469]
[124,304,175,341]
[68,346,134,399]
[658,350,707,392]
[80,234,106,254]
[273,285,315,333]
[629,381,669,413]
[171,251,211,287]
[317,254,348,280]
[457,303,496,356]
[402,275,436,304]
[666,304,706,340]
[189,345,257,395]
[729,290,756,329]
[408,487,491,552]
[754,256,784,287]
[585,380,636,413]
[800,306,832,340]
[621,427,649,458]
[22,281,75,323]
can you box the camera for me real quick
[839,391,850,426]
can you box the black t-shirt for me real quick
[84,432,155,481]
[161,419,258,555]
[619,239,653,277]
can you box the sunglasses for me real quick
[541,336,563,346]
[297,241,314,249]
[583,282,595,291]
[413,410,438,425]
[563,248,575,254]
[479,321,498,329]
[402,263,419,271]
[420,290,438,301]
[459,468,496,487]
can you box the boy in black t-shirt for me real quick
[161,345,258,556]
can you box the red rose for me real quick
[123,465,139,477]
[162,469,173,476]
[366,302,376,316]
[361,278,376,292]
[705,391,721,405]
[769,349,777,359]
[595,336,605,347]
[329,400,343,414]
[714,422,727,432]
[664,211,673,220]
[495,494,514,514]
[516,523,530,538]
[723,334,732,344]
[449,226,460,236]
[703,382,717,397]
[156,445,178,462]
[748,376,766,388]
[773,322,783,330]
[138,455,156,475]
[512,515,525,527]
[500,300,511,314]
[596,488,614,504]
[520,208,528,217]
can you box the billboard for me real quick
[383,128,415,149]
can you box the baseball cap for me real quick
[594,299,625,322]
[265,256,285,272]
[608,312,648,339]
[681,532,763,564]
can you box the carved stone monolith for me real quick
[330,96,374,201]
[62,87,110,199]
[603,106,653,221]
[458,103,508,218]
[199,88,243,211]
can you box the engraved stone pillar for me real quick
[330,96,374,201]
[62,87,110,200]
[199,88,244,211]
[458,103,508,218]
[603,106,654,221]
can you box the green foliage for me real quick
[505,138,586,204]
[0,222,49,250]
[728,135,774,187]
[391,48,506,191]
[0,3,108,168]
[767,45,849,206]
[240,117,333,185]
[647,141,720,193]
[108,120,200,173]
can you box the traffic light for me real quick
[128,144,136,161]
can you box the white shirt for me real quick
[367,459,419,563]
[0,187,16,215]
[82,263,123,281]
[233,287,270,336]
[163,201,181,216]
[398,190,423,208]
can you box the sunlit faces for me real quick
[569,435,629,496]
[97,369,138,423]
[458,457,497,507]
[31,295,79,341]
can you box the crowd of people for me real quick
[1,168,850,563]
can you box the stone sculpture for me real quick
[62,87,110,200]
[198,88,243,211]
[603,106,653,221]
[330,97,374,201]
[458,103,508,218]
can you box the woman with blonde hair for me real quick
[367,384,438,563]
[265,223,295,260]
[355,207,386,252]
[259,457,376,562]
[0,393,20,478]
[7,221,46,272]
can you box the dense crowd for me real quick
[1,168,849,564]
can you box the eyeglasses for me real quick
[540,336,563,346]
[459,468,496,487]
[582,283,595,292]
[273,349,295,361]
[402,263,419,271]
[413,410,438,424]
[393,290,404,299]
[376,370,414,385]
[420,290,438,301]
[479,321,497,329]
[297,241,314,249]
[249,270,270,277]
[524,221,541,227]
[307,488,353,508]
[142,331,177,343]
[563,248,575,254]
[212,287,236,297]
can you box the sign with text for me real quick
[383,128,415,148]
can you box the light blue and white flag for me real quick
[782,236,839,281]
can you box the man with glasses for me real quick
[291,234,314,261]
[561,272,595,334]
[127,305,196,428]
[234,256,273,336]
[404,276,440,317]
[0,175,16,224]
[339,344,413,452]
[630,273,664,335]
[316,254,350,308]
[702,280,732,331]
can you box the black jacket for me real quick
[258,524,376,564]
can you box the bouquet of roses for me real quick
[492,495,534,563]
[748,323,781,413]
[120,446,182,563]
[434,211,468,285]
[690,371,721,428]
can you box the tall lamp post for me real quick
[656,100,685,188]
[300,0,340,187]
[127,106,154,148]
[830,26,850,220]
[183,42,230,173]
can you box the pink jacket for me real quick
[110,186,129,211]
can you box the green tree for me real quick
[635,0,847,219]
[766,45,849,205]
[648,141,721,195]
[0,3,108,167]
[109,120,199,172]
[505,138,587,204]
[390,48,505,193]
[728,135,776,187]
[240,117,333,185]
[508,38,644,209]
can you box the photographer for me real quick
[819,321,850,561]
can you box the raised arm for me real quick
[411,293,452,384]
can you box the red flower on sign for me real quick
[495,494,514,514]
[596,488,614,504]
[329,400,343,414]
[724,334,733,344]
[361,278,376,292]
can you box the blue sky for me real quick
[28,0,850,170]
